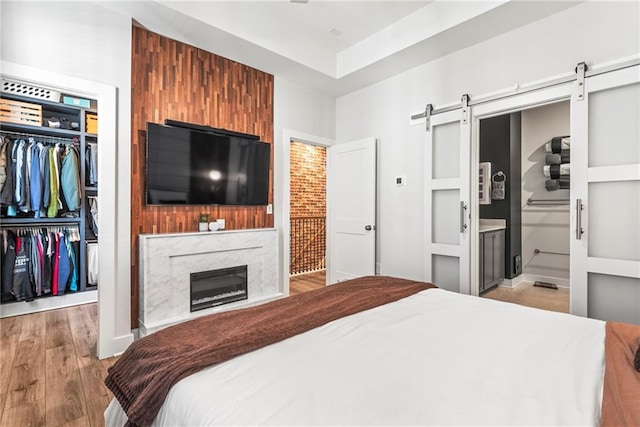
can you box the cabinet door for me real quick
[494,230,505,282]
[483,232,494,288]
[479,233,485,291]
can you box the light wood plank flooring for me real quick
[0,303,118,427]
[289,270,326,296]
[482,282,569,313]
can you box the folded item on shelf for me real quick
[543,164,571,179]
[545,150,570,165]
[544,136,571,153]
[546,176,570,191]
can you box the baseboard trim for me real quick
[498,275,526,289]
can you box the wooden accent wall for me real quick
[131,27,274,328]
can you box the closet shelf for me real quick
[0,121,82,138]
[0,217,81,225]
[1,92,91,113]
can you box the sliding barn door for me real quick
[424,109,471,293]
[571,64,640,323]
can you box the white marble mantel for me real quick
[138,228,280,336]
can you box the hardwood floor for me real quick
[289,270,326,296]
[482,282,570,313]
[0,304,118,427]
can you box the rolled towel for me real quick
[544,136,571,153]
[543,164,571,178]
[545,150,570,165]
[545,176,570,191]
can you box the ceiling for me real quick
[101,0,582,97]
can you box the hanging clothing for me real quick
[41,146,51,217]
[1,230,17,300]
[43,231,54,295]
[0,138,14,206]
[56,232,71,294]
[65,230,78,292]
[0,135,82,219]
[61,145,81,211]
[47,146,60,218]
[0,136,7,192]
[12,235,34,302]
[86,142,98,185]
[29,141,43,218]
[87,242,99,286]
[87,196,98,236]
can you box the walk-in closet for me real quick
[478,101,571,311]
[1,78,99,318]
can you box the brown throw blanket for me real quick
[105,275,435,427]
[601,321,640,425]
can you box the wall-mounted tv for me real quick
[145,122,270,206]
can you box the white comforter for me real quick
[105,288,605,426]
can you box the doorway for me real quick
[289,140,327,294]
[478,101,571,313]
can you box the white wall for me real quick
[1,1,133,357]
[521,101,570,286]
[274,77,336,292]
[336,1,640,282]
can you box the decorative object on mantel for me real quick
[208,221,220,231]
[198,213,210,232]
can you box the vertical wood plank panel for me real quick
[131,27,274,328]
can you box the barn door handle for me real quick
[460,202,468,233]
[576,198,584,240]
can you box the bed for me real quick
[104,276,640,426]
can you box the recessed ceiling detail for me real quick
[100,1,583,96]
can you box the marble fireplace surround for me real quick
[138,228,280,336]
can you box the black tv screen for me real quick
[145,123,270,206]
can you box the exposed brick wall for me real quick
[290,141,326,218]
[290,141,326,274]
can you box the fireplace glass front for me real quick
[190,265,248,312]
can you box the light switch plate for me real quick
[266,204,273,214]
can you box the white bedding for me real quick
[105,288,606,426]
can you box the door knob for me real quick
[365,225,372,231]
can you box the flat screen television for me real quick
[145,122,270,206]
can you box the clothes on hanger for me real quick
[0,134,82,218]
[86,142,98,185]
[0,226,81,303]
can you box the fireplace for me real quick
[190,265,248,312]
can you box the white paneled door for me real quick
[424,109,471,293]
[327,138,377,284]
[571,64,640,324]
